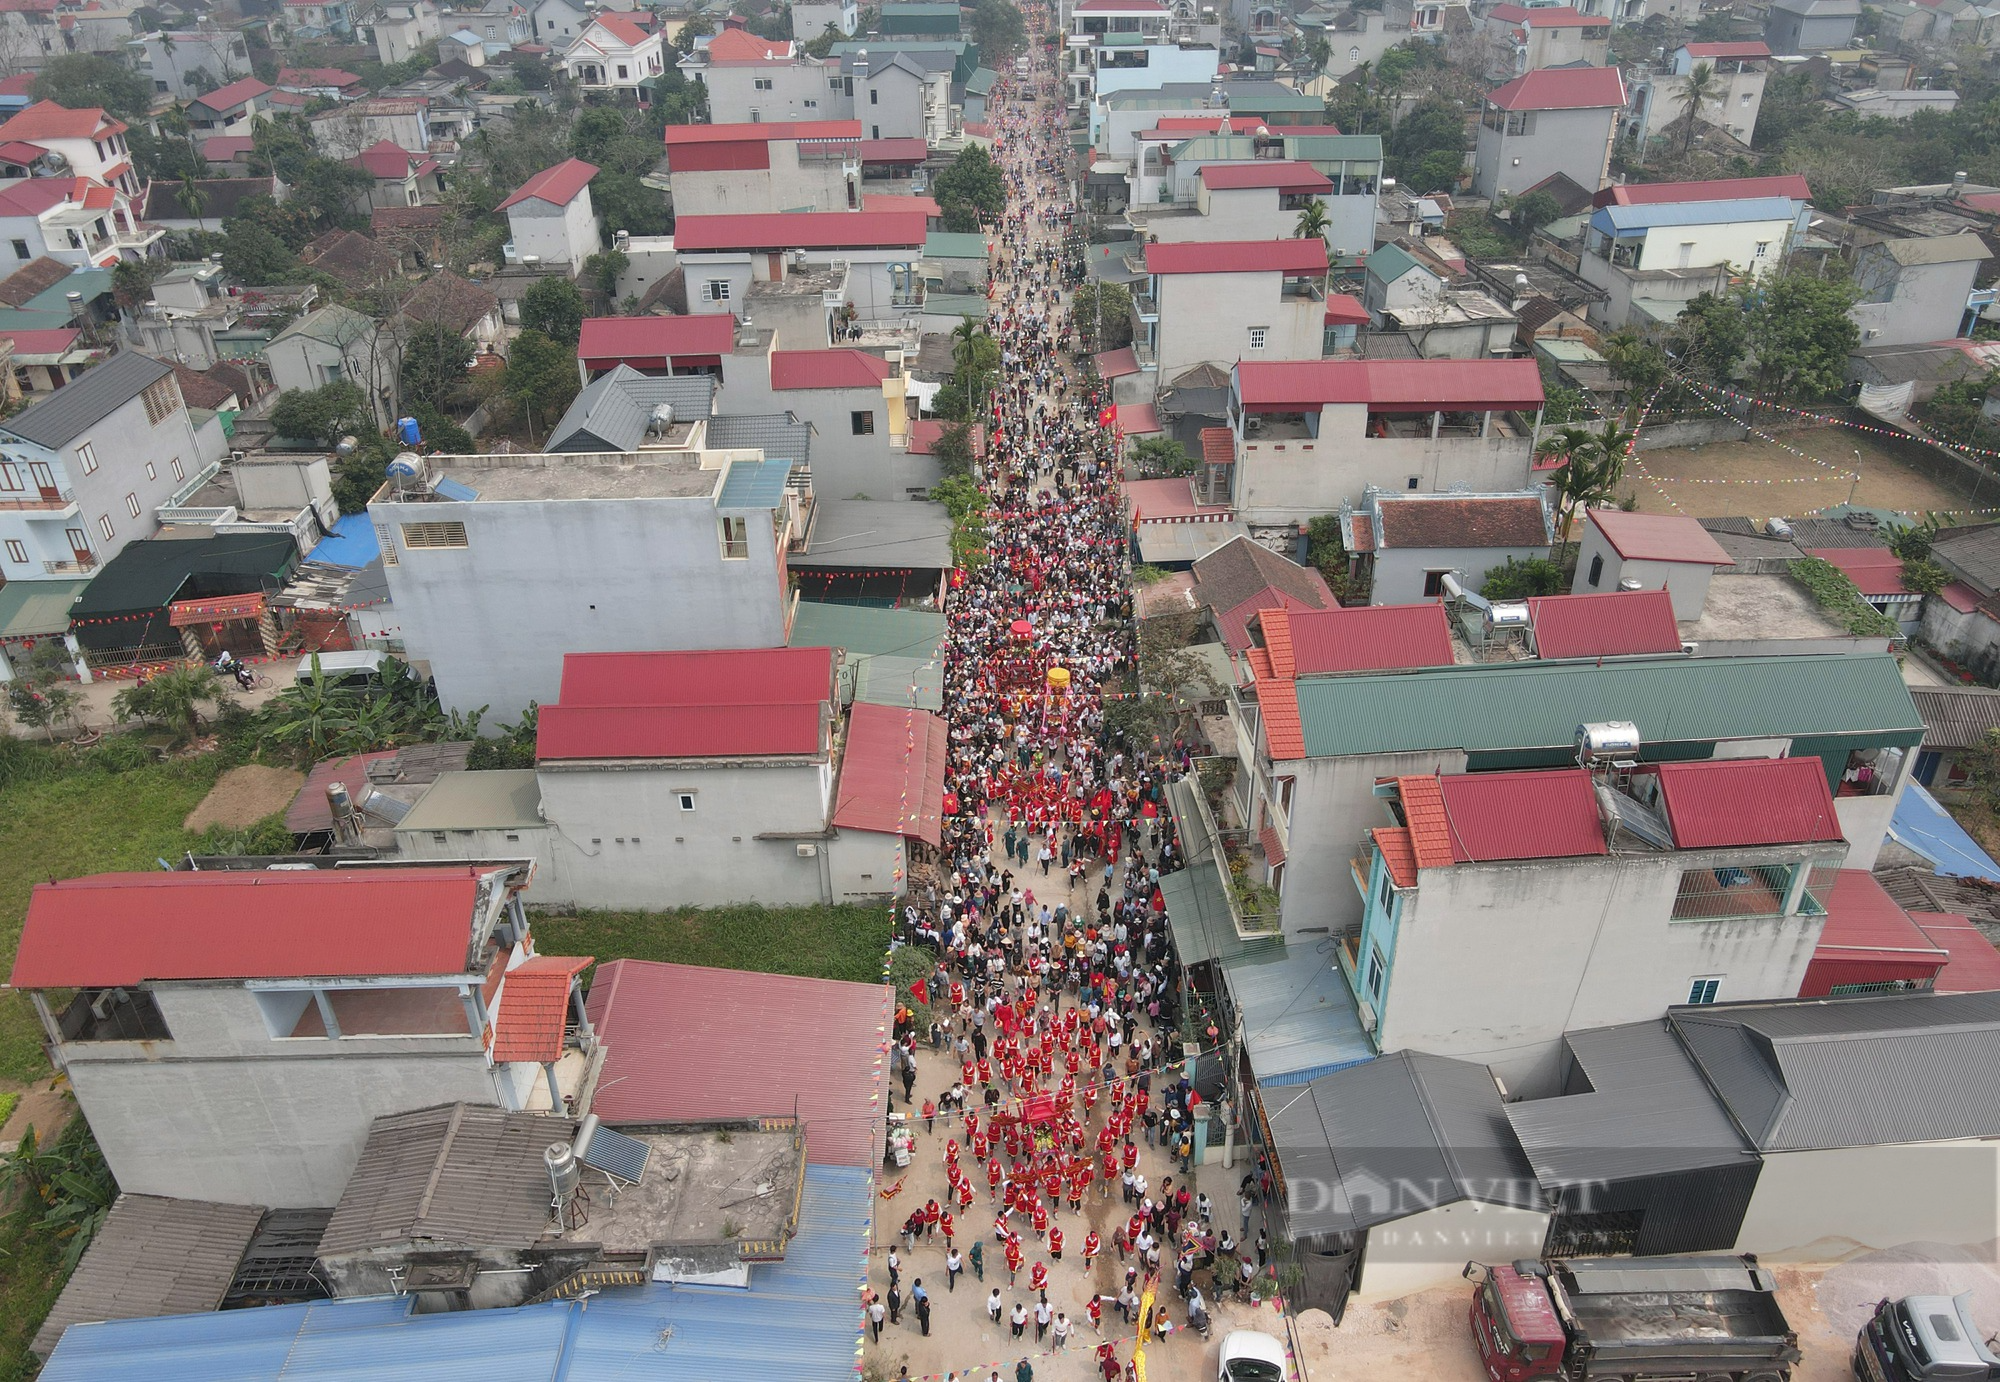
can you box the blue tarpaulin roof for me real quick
[716,459,793,510]
[1888,779,2000,883]
[1226,946,1376,1087]
[305,513,382,569]
[41,1164,872,1382]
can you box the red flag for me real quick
[911,979,930,1005]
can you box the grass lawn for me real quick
[0,1188,72,1382]
[532,902,895,989]
[0,754,231,1083]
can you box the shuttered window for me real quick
[400,521,468,549]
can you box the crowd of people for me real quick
[866,13,1269,1381]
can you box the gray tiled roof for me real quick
[0,350,170,449]
[545,365,717,453]
[706,411,812,467]
[1933,522,2000,590]
[33,1194,265,1358]
[318,1103,575,1256]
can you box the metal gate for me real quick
[1543,1209,1643,1259]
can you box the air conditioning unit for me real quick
[797,842,818,857]
[229,449,246,463]
[1356,1000,1377,1033]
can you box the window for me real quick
[1587,552,1603,587]
[1349,45,1360,60]
[144,462,155,480]
[0,461,18,491]
[3,540,22,564]
[616,63,628,78]
[8,239,24,260]
[804,98,817,108]
[1247,326,1268,350]
[705,279,731,302]
[719,515,749,559]
[1365,945,1386,998]
[140,376,182,425]
[755,76,773,89]
[97,514,113,541]
[77,441,97,474]
[1687,977,1720,1005]
[851,410,875,435]
[1422,569,1450,597]
[170,456,184,481]
[1754,241,1770,258]
[1672,860,1834,922]
[399,520,468,549]
[870,88,879,103]
[124,492,139,518]
[677,792,696,811]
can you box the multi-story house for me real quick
[1851,234,1994,347]
[1471,66,1625,201]
[662,121,862,218]
[282,0,356,39]
[850,48,953,142]
[308,96,431,157]
[1123,128,1380,259]
[346,139,445,211]
[723,333,922,499]
[673,208,928,342]
[1226,357,1544,522]
[0,101,137,195]
[265,304,402,427]
[1137,238,1331,398]
[1064,0,1219,106]
[365,0,442,64]
[498,157,600,273]
[793,0,859,39]
[1481,3,1610,78]
[183,77,271,135]
[1764,0,1859,51]
[6,861,595,1208]
[1130,161,1336,245]
[0,175,159,268]
[133,28,250,100]
[559,10,664,100]
[679,27,840,126]
[0,351,200,581]
[367,447,808,715]
[1578,195,1796,328]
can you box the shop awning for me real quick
[168,592,265,626]
[0,576,89,640]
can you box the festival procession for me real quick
[861,16,1283,1382]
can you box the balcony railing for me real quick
[0,488,75,510]
[43,555,96,574]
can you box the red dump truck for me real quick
[1464,1256,1801,1382]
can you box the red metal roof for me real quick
[1116,403,1162,435]
[862,193,942,217]
[906,419,986,457]
[349,138,420,179]
[0,326,80,355]
[1584,507,1733,565]
[666,120,861,145]
[190,76,271,112]
[584,958,891,1166]
[538,648,834,761]
[1682,40,1771,56]
[1806,546,1916,597]
[1094,346,1140,378]
[1401,769,1607,866]
[1236,358,1544,412]
[1800,871,1947,997]
[491,953,591,1063]
[673,210,927,252]
[1145,239,1327,276]
[1198,161,1333,193]
[1323,293,1368,326]
[1275,602,1455,676]
[1595,174,1809,208]
[498,157,599,210]
[831,702,946,845]
[1486,67,1625,111]
[1259,822,1286,868]
[858,137,929,164]
[578,314,736,365]
[1527,590,1683,659]
[168,592,264,626]
[1126,477,1226,522]
[10,868,491,989]
[1914,912,2000,993]
[285,750,399,832]
[1259,675,1304,759]
[1216,589,1324,655]
[1942,581,1983,614]
[1653,756,1844,849]
[771,348,893,390]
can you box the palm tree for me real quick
[176,173,209,234]
[1537,425,1605,547]
[1294,198,1331,240]
[1677,60,1721,153]
[111,661,232,745]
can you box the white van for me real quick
[294,650,393,689]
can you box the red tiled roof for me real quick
[1585,508,1732,565]
[1095,346,1140,379]
[1375,826,1417,885]
[1350,515,1374,552]
[1654,756,1844,849]
[1914,912,2000,994]
[863,193,942,217]
[1377,495,1548,549]
[498,157,599,210]
[1198,161,1333,193]
[1273,602,1455,676]
[1682,39,1770,56]
[578,313,735,364]
[1144,238,1327,275]
[1116,403,1161,435]
[1595,174,1809,208]
[491,953,591,1062]
[1216,589,1323,656]
[0,72,32,96]
[1527,590,1683,659]
[666,120,861,145]
[1259,675,1304,759]
[1398,775,1453,867]
[1800,871,1946,997]
[200,135,256,161]
[0,140,44,163]
[1486,66,1625,111]
[1262,601,1296,677]
[1401,768,1607,867]
[1237,358,1544,412]
[190,77,271,113]
[0,100,121,141]
[1125,477,1220,522]
[590,10,654,44]
[0,326,80,356]
[771,348,893,390]
[1200,427,1234,467]
[831,702,947,845]
[169,592,264,626]
[349,138,419,179]
[1323,293,1368,326]
[10,868,490,988]
[906,419,986,457]
[674,209,927,251]
[537,648,833,761]
[276,66,361,87]
[1806,546,1916,597]
[703,26,792,60]
[1942,581,1983,613]
[584,958,892,1166]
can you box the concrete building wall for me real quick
[397,824,568,903]
[703,61,836,125]
[1735,1142,2000,1259]
[670,150,853,217]
[368,491,790,716]
[535,760,832,906]
[508,189,600,273]
[1575,250,1728,330]
[827,826,907,900]
[1155,272,1323,382]
[1358,1203,1553,1303]
[1371,543,1547,606]
[793,0,859,37]
[859,65,926,140]
[1472,104,1616,200]
[1570,527,1714,619]
[1618,217,1790,276]
[1236,412,1536,523]
[1160,186,1295,243]
[1852,253,1980,348]
[1090,42,1219,100]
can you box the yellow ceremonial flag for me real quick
[1133,1282,1156,1382]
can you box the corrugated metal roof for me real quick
[788,601,947,659]
[705,411,812,467]
[1292,652,1921,759]
[770,348,894,391]
[319,1103,578,1257]
[1278,603,1454,676]
[0,574,88,638]
[585,961,890,1167]
[10,867,492,989]
[1909,687,2000,748]
[1145,239,1327,276]
[498,157,598,210]
[674,210,926,251]
[1225,948,1373,1086]
[577,315,735,363]
[558,647,831,706]
[847,654,944,712]
[538,648,832,761]
[1486,65,1625,110]
[33,1194,264,1358]
[1506,1019,1753,1187]
[1806,545,1916,596]
[1672,990,2000,1150]
[546,366,716,454]
[1528,590,1683,660]
[1266,1051,1543,1236]
[830,702,945,845]
[42,1165,871,1382]
[1593,197,1797,233]
[1429,768,1609,863]
[1914,912,2000,993]
[793,498,952,571]
[1235,358,1544,413]
[0,349,170,448]
[715,458,793,509]
[1584,508,1733,565]
[1654,756,1844,849]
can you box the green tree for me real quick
[1481,556,1569,600]
[400,322,476,413]
[801,23,842,57]
[1384,96,1465,190]
[1537,422,1633,544]
[1071,280,1133,351]
[286,156,374,234]
[111,662,231,744]
[1677,60,1721,152]
[520,275,586,344]
[218,221,300,284]
[582,249,630,303]
[7,679,80,740]
[1747,267,1861,402]
[32,54,154,119]
[1132,437,1194,476]
[931,421,979,477]
[934,145,1005,230]
[270,379,370,447]
[1601,329,1671,419]
[591,172,671,239]
[1293,197,1330,240]
[1512,189,1561,240]
[504,330,581,440]
[245,112,316,183]
[1675,290,1748,383]
[968,0,1028,61]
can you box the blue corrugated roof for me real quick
[716,458,794,510]
[1591,196,1798,234]
[1888,780,2000,883]
[305,513,382,568]
[41,1165,872,1382]
[1226,946,1375,1087]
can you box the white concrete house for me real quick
[1472,66,1624,201]
[1142,238,1331,395]
[661,120,862,218]
[722,339,925,500]
[266,305,402,429]
[1346,487,1554,605]
[1578,196,1794,329]
[679,28,840,127]
[499,158,601,273]
[0,102,139,196]
[559,10,665,98]
[1570,507,1734,619]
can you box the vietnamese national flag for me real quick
[911,979,930,1006]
